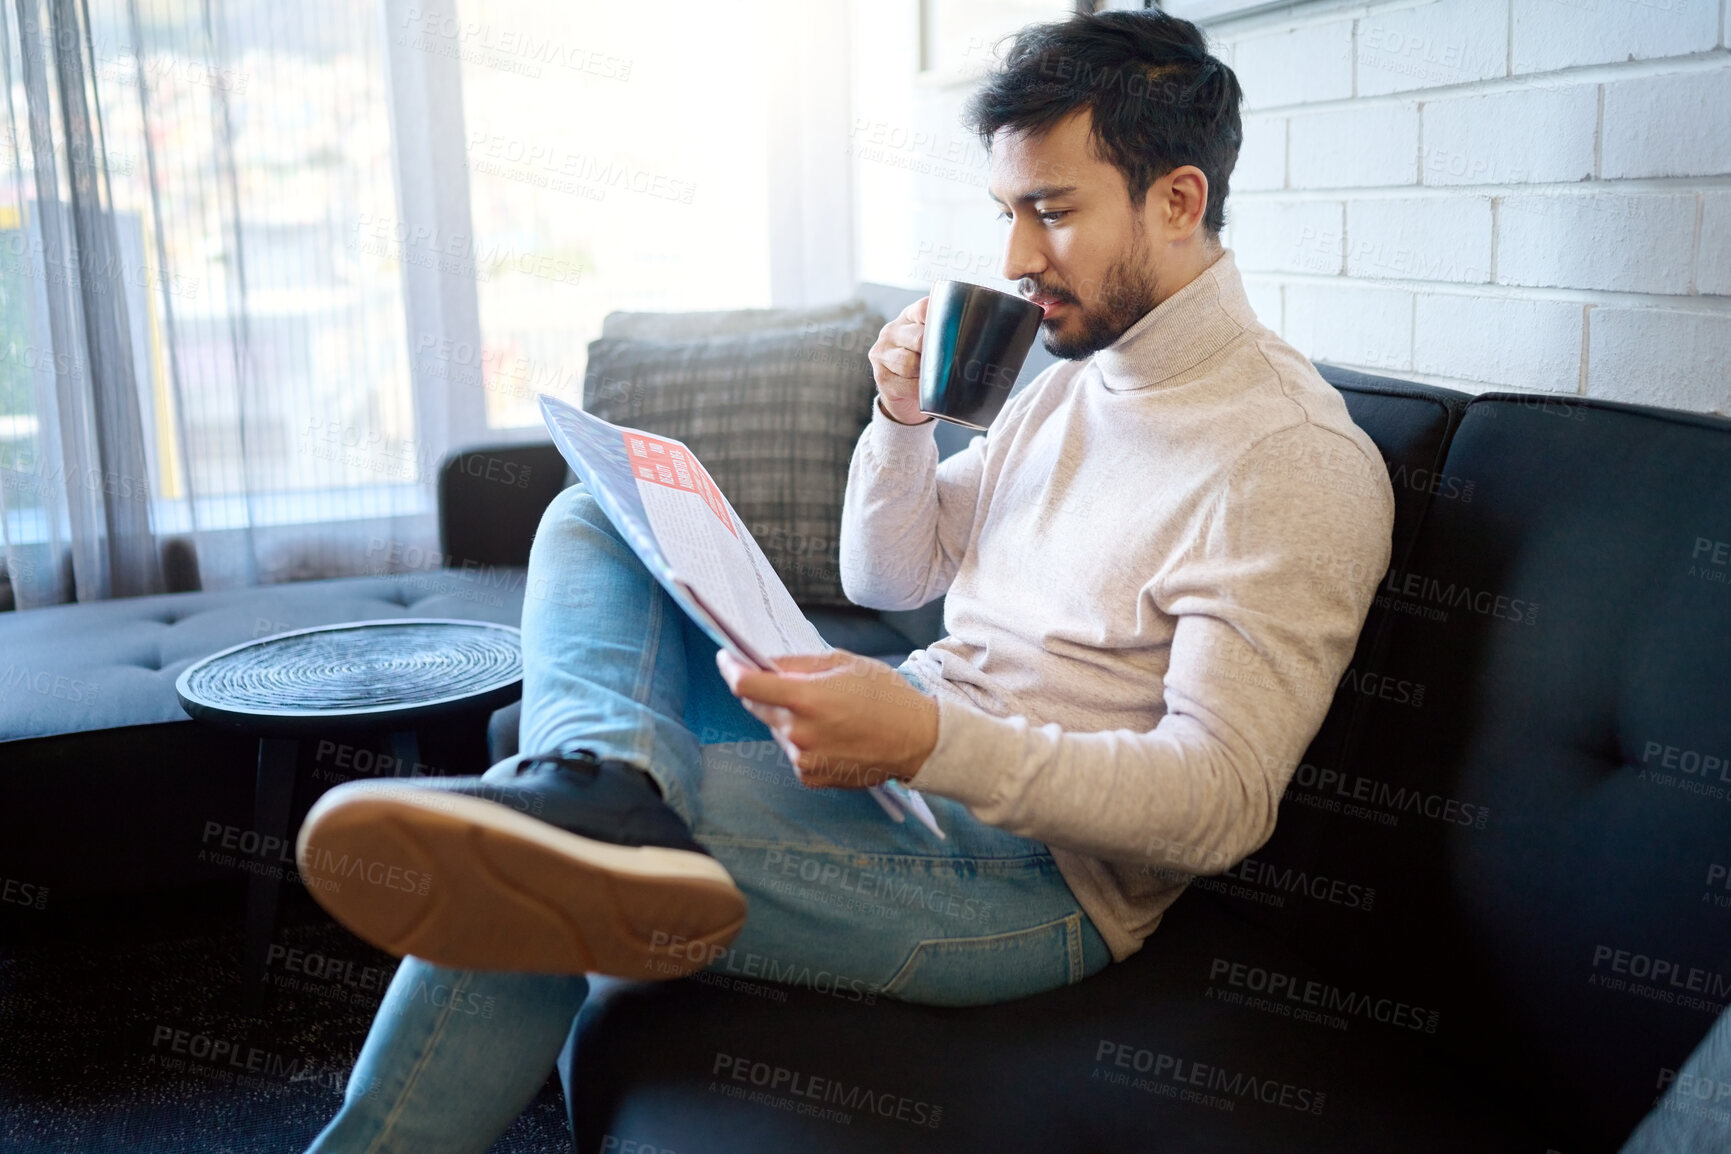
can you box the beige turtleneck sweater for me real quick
[839,250,1395,962]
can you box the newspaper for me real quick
[539,395,942,837]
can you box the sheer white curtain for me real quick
[446,0,860,429]
[0,0,447,610]
[0,0,864,611]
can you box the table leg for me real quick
[244,737,297,1006]
[390,730,421,777]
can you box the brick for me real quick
[1288,103,1419,189]
[1284,283,1413,370]
[1421,85,1597,186]
[1346,197,1492,282]
[1231,20,1354,111]
[1587,308,1731,414]
[1356,0,1508,96]
[1229,200,1344,275]
[1602,66,1731,179]
[1497,193,1697,293]
[1511,0,1718,74]
[1241,277,1284,332]
[1235,115,1286,192]
[1414,294,1585,391]
[1700,192,1731,296]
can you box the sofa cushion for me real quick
[1313,363,1468,568]
[0,569,526,744]
[1183,369,1470,967]
[1303,365,1471,762]
[583,312,883,606]
[439,443,575,569]
[1277,394,1731,1148]
[563,890,1548,1153]
[601,299,873,342]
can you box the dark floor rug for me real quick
[0,885,570,1153]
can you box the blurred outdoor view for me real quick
[1,0,409,541]
[0,0,778,548]
[449,0,775,427]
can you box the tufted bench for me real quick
[0,568,534,895]
[0,441,925,900]
[0,438,578,898]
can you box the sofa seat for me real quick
[0,569,530,744]
[565,891,1543,1153]
[0,569,529,897]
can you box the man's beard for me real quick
[1026,248,1160,361]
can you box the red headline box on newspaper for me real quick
[623,432,735,536]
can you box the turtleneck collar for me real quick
[1091,248,1257,393]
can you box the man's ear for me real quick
[1154,165,1210,243]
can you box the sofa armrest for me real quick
[438,443,574,569]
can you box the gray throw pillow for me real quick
[583,310,884,607]
[601,299,872,342]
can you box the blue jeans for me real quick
[305,482,1110,1153]
[1619,1005,1731,1152]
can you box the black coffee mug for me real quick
[919,279,1043,430]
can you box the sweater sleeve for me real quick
[904,424,1396,872]
[837,398,988,611]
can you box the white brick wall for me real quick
[1285,282,1415,370]
[853,0,1729,417]
[1355,0,1507,95]
[1510,0,1719,74]
[1234,114,1286,191]
[1229,200,1343,274]
[1211,0,1731,416]
[1413,294,1585,390]
[1497,192,1697,293]
[1601,64,1731,178]
[1288,103,1420,188]
[1234,20,1354,110]
[1588,308,1731,412]
[1421,86,1598,186]
[1701,192,1731,297]
[1346,197,1492,282]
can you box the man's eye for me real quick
[995,209,1011,223]
[1038,211,1067,225]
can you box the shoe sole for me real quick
[295,785,746,979]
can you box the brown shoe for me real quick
[295,748,745,977]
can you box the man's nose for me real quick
[1000,219,1047,284]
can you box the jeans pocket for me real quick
[882,912,1086,1008]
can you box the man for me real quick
[298,10,1394,1152]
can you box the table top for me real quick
[175,618,523,735]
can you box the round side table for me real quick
[176,619,523,999]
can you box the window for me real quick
[444,0,779,428]
[1,1,420,549]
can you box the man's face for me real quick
[988,109,1161,360]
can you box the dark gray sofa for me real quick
[547,367,1731,1153]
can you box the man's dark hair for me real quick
[964,11,1242,235]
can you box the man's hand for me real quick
[867,297,932,426]
[715,648,939,789]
